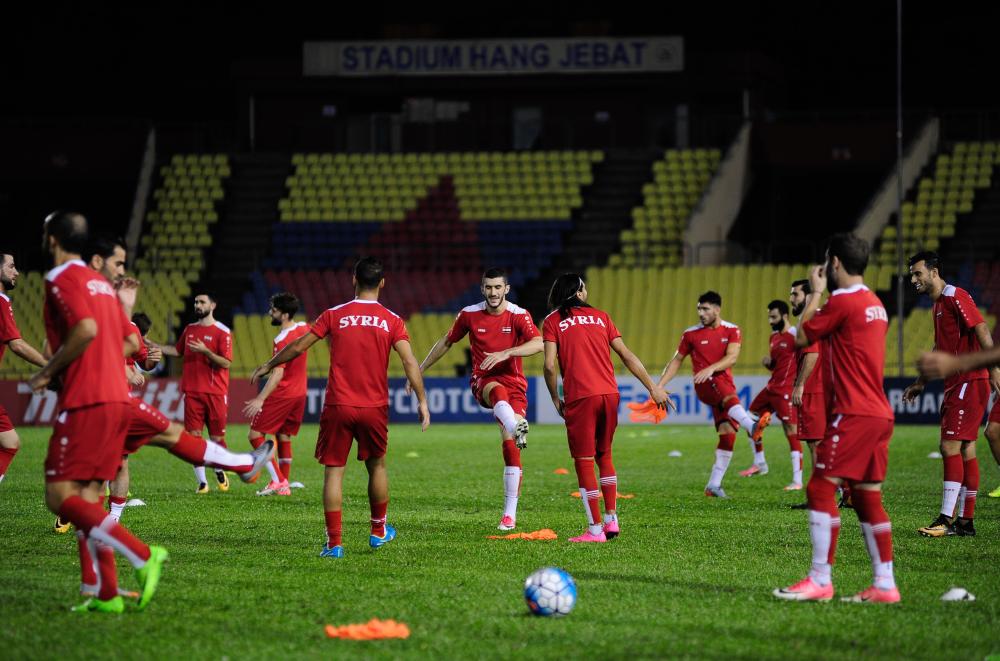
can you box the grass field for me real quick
[2,422,999,660]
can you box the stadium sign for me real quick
[304,37,684,77]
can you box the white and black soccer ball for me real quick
[524,567,577,616]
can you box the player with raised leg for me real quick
[251,258,429,558]
[542,274,670,542]
[411,268,542,530]
[657,291,769,498]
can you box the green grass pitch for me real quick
[1,423,999,659]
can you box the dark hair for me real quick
[698,290,722,307]
[44,210,89,255]
[270,291,299,317]
[194,291,217,304]
[482,267,508,284]
[354,256,384,290]
[84,233,125,264]
[826,233,869,276]
[908,250,941,273]
[548,273,591,319]
[768,299,790,316]
[132,312,152,336]
[791,279,811,295]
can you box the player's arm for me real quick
[903,343,934,402]
[795,265,828,349]
[418,333,454,373]
[919,344,1000,381]
[243,366,284,418]
[124,333,140,358]
[972,322,1000,395]
[481,336,543,370]
[394,339,430,432]
[250,332,319,384]
[27,318,97,393]
[154,342,181,358]
[695,342,740,384]
[188,339,230,369]
[7,338,47,368]
[542,340,563,417]
[791,352,818,406]
[126,363,145,388]
[610,337,671,410]
[656,351,685,388]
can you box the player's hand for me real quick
[242,397,264,419]
[146,344,162,365]
[189,339,210,355]
[808,264,827,295]
[417,401,430,431]
[128,370,145,388]
[760,356,772,369]
[249,364,271,385]
[917,351,960,380]
[552,397,565,418]
[480,350,510,371]
[902,381,924,403]
[792,384,804,407]
[115,277,140,308]
[989,369,1000,397]
[404,378,417,396]
[28,371,51,395]
[648,385,674,411]
[693,367,714,384]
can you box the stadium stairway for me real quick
[520,148,661,319]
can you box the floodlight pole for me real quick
[895,0,905,376]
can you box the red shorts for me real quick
[315,405,388,467]
[941,380,989,441]
[797,392,827,441]
[124,397,171,454]
[251,395,306,436]
[44,401,130,483]
[0,403,13,433]
[990,396,1000,424]
[750,387,798,425]
[815,414,894,483]
[475,379,528,437]
[184,392,227,437]
[565,393,619,458]
[694,374,739,429]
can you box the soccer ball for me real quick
[524,567,577,616]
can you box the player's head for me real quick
[131,312,152,337]
[696,291,722,326]
[824,233,869,291]
[84,233,127,283]
[481,267,510,311]
[0,253,17,292]
[269,291,299,326]
[767,299,789,332]
[548,273,590,319]
[353,257,384,294]
[42,210,88,258]
[789,279,810,316]
[193,291,217,319]
[907,250,943,296]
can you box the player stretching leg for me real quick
[244,292,310,496]
[903,251,998,537]
[775,234,899,603]
[744,300,803,489]
[658,291,768,498]
[252,258,429,558]
[542,274,670,542]
[411,268,542,530]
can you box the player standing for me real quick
[657,291,768,498]
[243,292,311,496]
[788,279,826,509]
[774,233,899,603]
[0,251,48,485]
[542,274,670,542]
[902,251,999,537]
[743,300,803,490]
[29,211,167,613]
[251,257,429,558]
[412,268,541,529]
[156,292,234,493]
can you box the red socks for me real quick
[59,495,151,566]
[596,453,617,513]
[853,488,893,563]
[168,431,207,464]
[962,458,979,519]
[502,440,521,467]
[573,458,602,526]
[943,452,963,483]
[0,446,17,476]
[370,500,388,537]
[488,385,510,406]
[324,510,342,548]
[278,440,293,480]
[717,433,735,452]
[77,530,97,586]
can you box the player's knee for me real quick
[0,433,20,451]
[940,439,961,456]
[986,424,1000,444]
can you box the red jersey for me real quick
[43,260,131,410]
[802,284,892,420]
[125,321,147,369]
[176,321,232,395]
[766,327,798,393]
[796,339,825,395]
[310,299,409,407]
[676,321,741,377]
[542,306,622,404]
[934,284,989,392]
[271,321,310,399]
[446,301,540,394]
[0,292,21,366]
